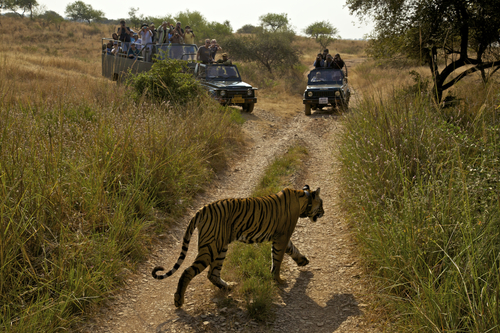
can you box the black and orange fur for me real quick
[152,186,324,307]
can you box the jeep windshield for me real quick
[156,44,197,61]
[205,65,241,81]
[307,68,344,84]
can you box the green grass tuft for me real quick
[223,142,308,321]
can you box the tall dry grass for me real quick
[340,56,500,331]
[0,17,243,332]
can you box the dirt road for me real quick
[82,88,382,332]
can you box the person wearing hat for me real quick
[209,39,221,62]
[216,53,232,65]
[138,23,153,61]
[111,41,120,56]
[184,25,195,44]
[173,22,184,37]
[127,42,140,59]
[149,23,158,43]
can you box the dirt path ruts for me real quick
[82,63,381,333]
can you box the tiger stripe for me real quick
[151,186,324,307]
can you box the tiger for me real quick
[152,185,324,307]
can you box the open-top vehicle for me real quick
[302,67,350,115]
[194,63,258,112]
[101,40,198,82]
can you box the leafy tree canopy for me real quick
[124,9,232,44]
[2,0,38,18]
[224,26,299,74]
[346,0,500,102]
[40,9,64,30]
[237,24,257,34]
[65,1,104,24]
[259,13,292,32]
[304,21,340,50]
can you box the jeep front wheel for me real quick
[242,102,254,113]
[305,104,311,116]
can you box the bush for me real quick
[127,59,201,104]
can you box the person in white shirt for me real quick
[138,23,153,61]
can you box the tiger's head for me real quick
[301,185,324,222]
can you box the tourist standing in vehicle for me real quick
[139,23,153,61]
[149,23,157,43]
[117,20,132,52]
[169,31,184,44]
[321,49,329,61]
[216,53,232,65]
[313,53,324,68]
[184,26,195,44]
[332,54,345,69]
[158,22,170,44]
[173,22,184,38]
[324,54,334,68]
[209,39,221,61]
[197,39,212,64]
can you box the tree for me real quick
[347,0,500,102]
[127,7,142,28]
[237,24,257,34]
[259,13,292,32]
[304,21,340,51]
[40,10,64,30]
[2,0,38,19]
[224,27,299,74]
[65,1,104,24]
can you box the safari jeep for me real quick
[102,40,198,82]
[194,63,258,112]
[302,67,350,115]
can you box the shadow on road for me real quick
[278,270,362,332]
[154,270,361,332]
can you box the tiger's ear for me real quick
[315,188,321,196]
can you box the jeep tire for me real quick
[305,104,311,116]
[243,102,254,113]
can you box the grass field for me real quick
[0,16,367,331]
[340,56,500,331]
[0,17,242,332]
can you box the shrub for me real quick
[127,59,201,104]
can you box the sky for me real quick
[37,0,374,40]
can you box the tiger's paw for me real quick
[274,277,287,285]
[223,281,237,290]
[296,257,309,267]
[174,292,183,308]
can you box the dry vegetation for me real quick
[340,45,500,331]
[0,17,242,332]
[0,15,370,332]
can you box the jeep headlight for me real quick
[335,91,341,97]
[247,89,253,96]
[307,91,313,97]
[220,90,226,97]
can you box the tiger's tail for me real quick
[152,213,199,280]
